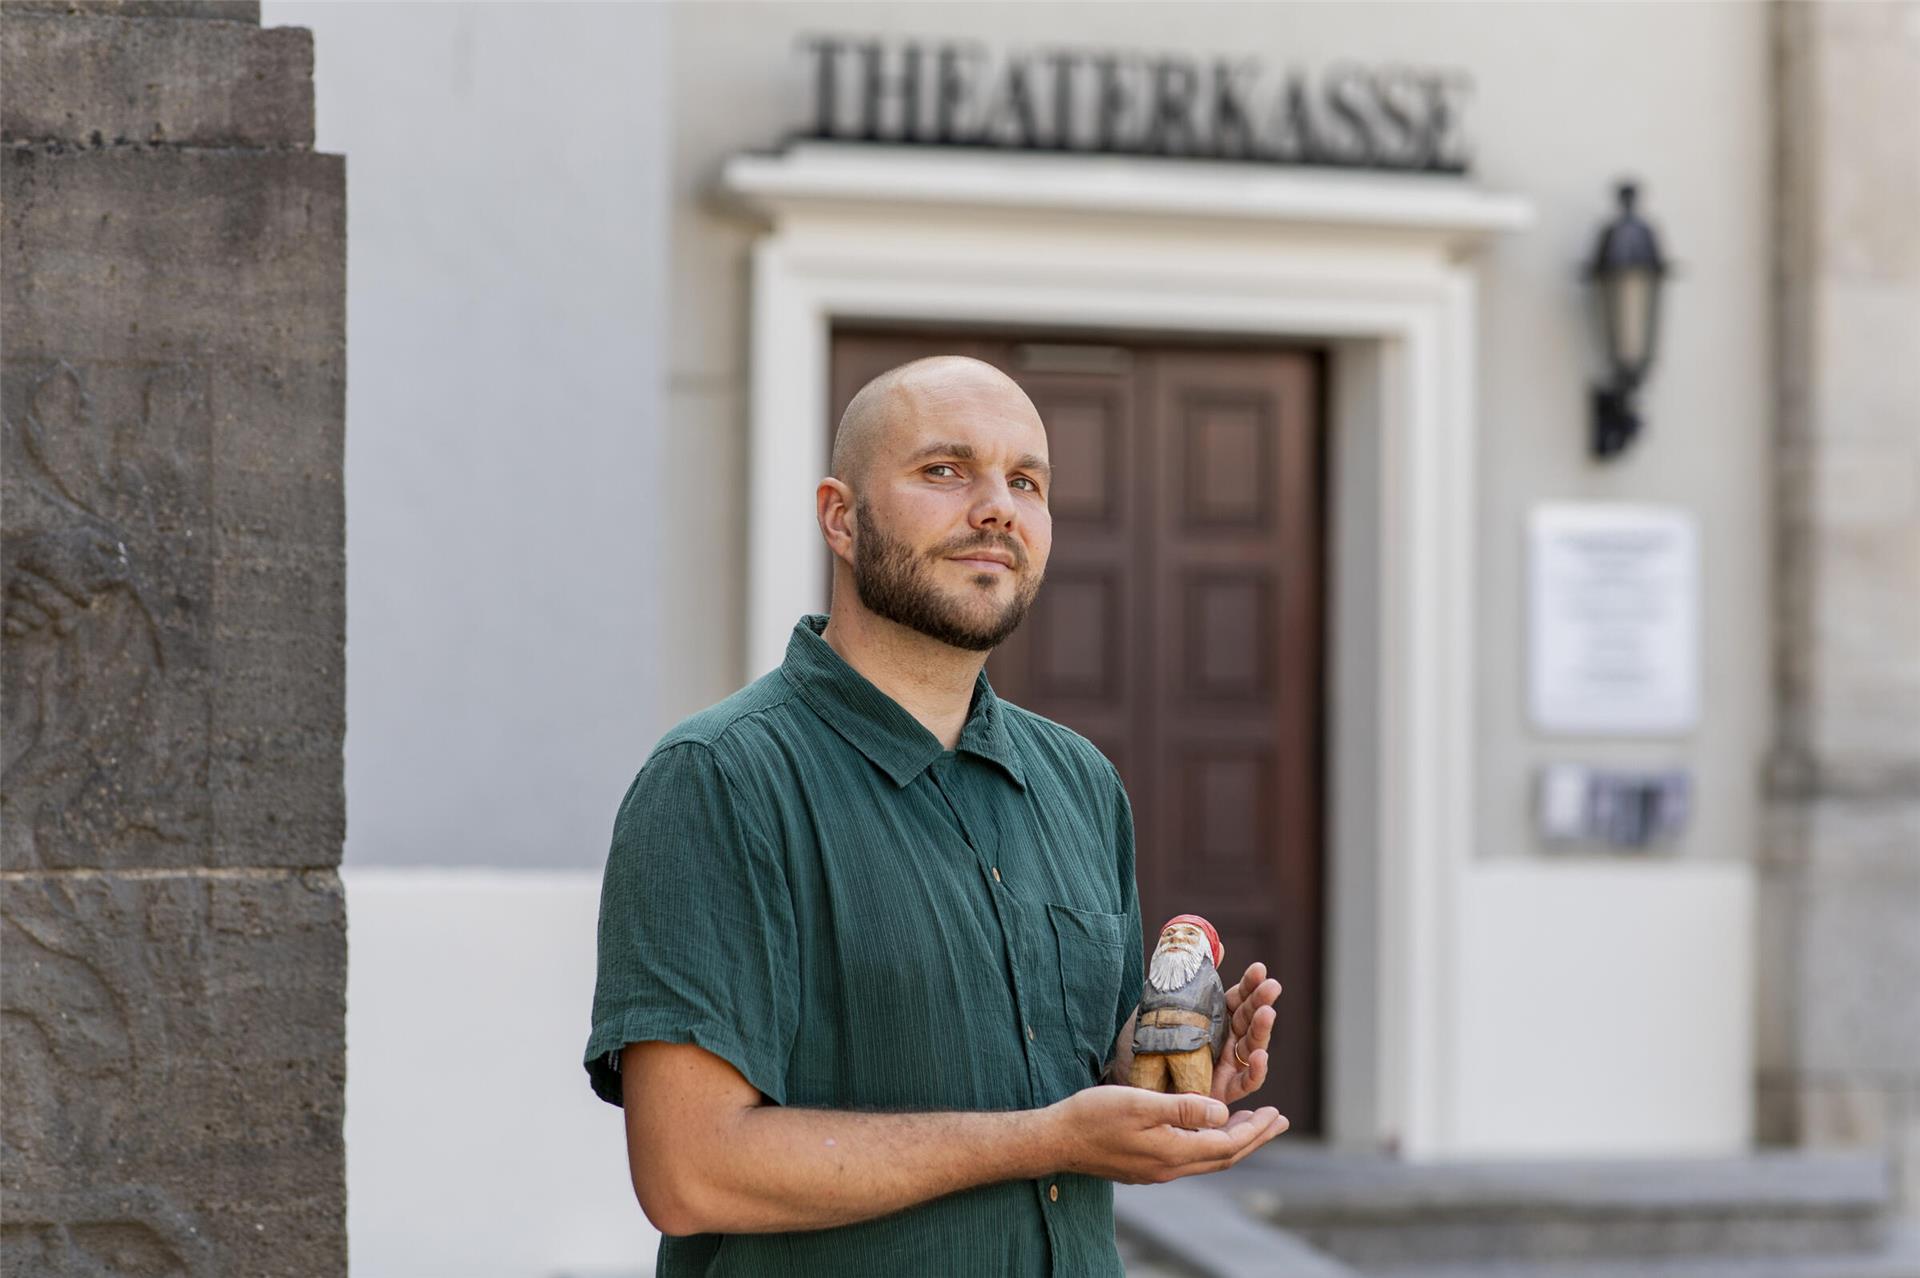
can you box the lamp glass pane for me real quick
[1611,268,1657,377]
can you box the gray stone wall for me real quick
[1,1,346,1272]
[1762,0,1920,1216]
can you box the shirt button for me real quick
[1026,1024,1035,1041]
[991,866,1002,882]
[1049,1184,1060,1202]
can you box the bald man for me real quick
[585,356,1286,1277]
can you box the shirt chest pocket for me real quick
[1045,901,1128,1074]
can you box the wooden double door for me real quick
[830,332,1326,1132]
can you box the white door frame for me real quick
[722,143,1530,1156]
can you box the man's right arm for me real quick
[621,1040,1287,1237]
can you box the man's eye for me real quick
[926,464,956,478]
[1012,476,1039,492]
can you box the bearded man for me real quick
[584,356,1286,1278]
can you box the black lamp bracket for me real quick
[1591,381,1640,459]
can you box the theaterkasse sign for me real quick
[794,35,1474,174]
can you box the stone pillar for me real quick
[1,1,346,1272]
[1762,0,1920,1215]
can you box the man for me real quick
[584,356,1287,1276]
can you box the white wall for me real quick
[266,0,669,872]
[259,4,671,1271]
[1453,862,1754,1154]
[343,869,658,1278]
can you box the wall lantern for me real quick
[1584,181,1672,459]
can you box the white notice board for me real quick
[1529,503,1699,737]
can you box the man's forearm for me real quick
[669,1102,1064,1235]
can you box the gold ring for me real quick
[1234,1045,1252,1069]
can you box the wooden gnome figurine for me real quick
[1128,914,1229,1095]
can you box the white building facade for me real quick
[674,0,1772,1163]
[266,3,1916,1275]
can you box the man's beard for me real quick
[1148,940,1208,992]
[851,497,1042,653]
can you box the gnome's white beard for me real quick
[1147,939,1207,992]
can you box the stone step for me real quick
[1365,1225,1920,1278]
[1226,1146,1897,1268]
[1117,1180,1355,1277]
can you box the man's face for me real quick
[849,376,1052,653]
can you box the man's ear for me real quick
[817,477,855,564]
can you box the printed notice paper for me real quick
[1529,503,1699,737]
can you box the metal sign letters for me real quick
[797,36,1474,174]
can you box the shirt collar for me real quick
[780,614,1028,790]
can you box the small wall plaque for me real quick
[1537,763,1691,849]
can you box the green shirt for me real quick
[585,613,1144,1277]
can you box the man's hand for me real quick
[1212,961,1281,1105]
[1046,1085,1287,1184]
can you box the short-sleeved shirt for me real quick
[584,612,1144,1277]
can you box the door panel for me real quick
[981,363,1143,784]
[1147,350,1323,1133]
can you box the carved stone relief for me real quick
[0,1187,215,1278]
[1,360,212,869]
[0,873,345,1269]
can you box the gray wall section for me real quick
[262,2,668,869]
[665,2,1773,871]
[1762,0,1920,1212]
[1,3,346,1272]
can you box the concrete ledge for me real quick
[2,2,259,24]
[1368,1223,1920,1278]
[1,145,345,365]
[0,9,309,147]
[1234,1148,1894,1216]
[1231,1147,1895,1267]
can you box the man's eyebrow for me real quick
[1015,452,1053,479]
[905,441,1053,479]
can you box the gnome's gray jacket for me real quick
[1131,956,1229,1058]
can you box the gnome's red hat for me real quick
[1161,914,1224,968]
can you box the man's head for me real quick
[819,356,1052,653]
[1147,915,1223,992]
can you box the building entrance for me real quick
[830,331,1327,1132]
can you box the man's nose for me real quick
[969,474,1018,530]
